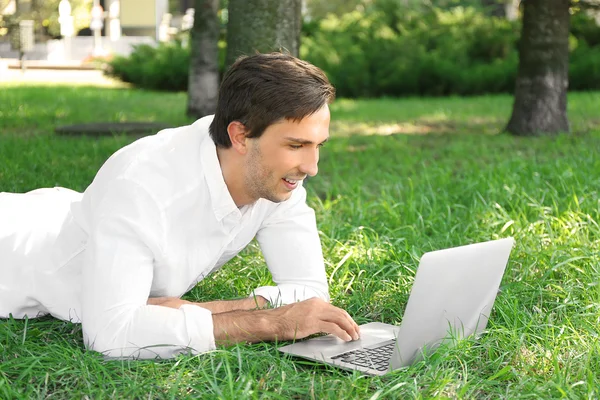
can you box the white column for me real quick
[155,0,169,42]
[91,0,105,56]
[107,0,122,41]
[58,0,74,60]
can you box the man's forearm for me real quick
[147,296,268,313]
[198,296,268,314]
[212,308,291,345]
[148,297,361,345]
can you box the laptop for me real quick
[279,237,515,375]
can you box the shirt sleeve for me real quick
[81,179,216,359]
[252,185,330,306]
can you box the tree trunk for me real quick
[505,0,570,136]
[186,0,220,119]
[225,0,302,68]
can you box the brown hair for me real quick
[209,52,335,148]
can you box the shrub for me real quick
[106,7,600,97]
[106,40,190,91]
[569,42,600,91]
[301,7,523,97]
[571,11,600,47]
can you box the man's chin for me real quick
[264,192,293,204]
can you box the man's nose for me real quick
[299,148,319,177]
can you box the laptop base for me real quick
[279,322,399,375]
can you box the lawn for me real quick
[1,83,599,399]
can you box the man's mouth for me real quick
[282,177,303,189]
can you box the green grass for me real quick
[1,83,599,399]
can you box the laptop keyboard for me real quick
[331,340,396,371]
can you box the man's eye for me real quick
[289,144,302,149]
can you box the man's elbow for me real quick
[81,315,137,358]
[82,322,118,356]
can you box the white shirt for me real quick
[0,115,329,359]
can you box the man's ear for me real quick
[227,121,249,154]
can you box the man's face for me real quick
[243,104,330,203]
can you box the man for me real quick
[0,53,360,359]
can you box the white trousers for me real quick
[0,187,85,321]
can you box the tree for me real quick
[225,0,301,68]
[187,0,220,119]
[505,0,570,136]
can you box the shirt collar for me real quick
[196,116,242,222]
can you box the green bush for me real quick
[301,7,522,97]
[571,11,600,47]
[570,43,600,91]
[106,7,600,97]
[106,40,190,91]
[301,7,600,97]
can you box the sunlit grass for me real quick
[1,84,599,398]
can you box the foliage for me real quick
[571,10,600,47]
[44,0,93,37]
[302,7,520,97]
[304,0,502,21]
[1,84,600,398]
[105,41,191,92]
[0,0,92,39]
[304,0,365,20]
[302,6,600,97]
[105,5,600,96]
[106,35,228,92]
[569,42,600,91]
[0,0,9,36]
[566,12,600,91]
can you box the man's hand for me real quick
[271,298,360,342]
[212,298,360,345]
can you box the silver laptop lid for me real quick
[391,237,514,369]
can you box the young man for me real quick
[0,53,360,359]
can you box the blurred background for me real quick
[1,1,598,95]
[1,0,599,135]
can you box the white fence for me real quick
[0,36,156,62]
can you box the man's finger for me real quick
[342,310,361,339]
[320,308,360,340]
[319,321,353,342]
